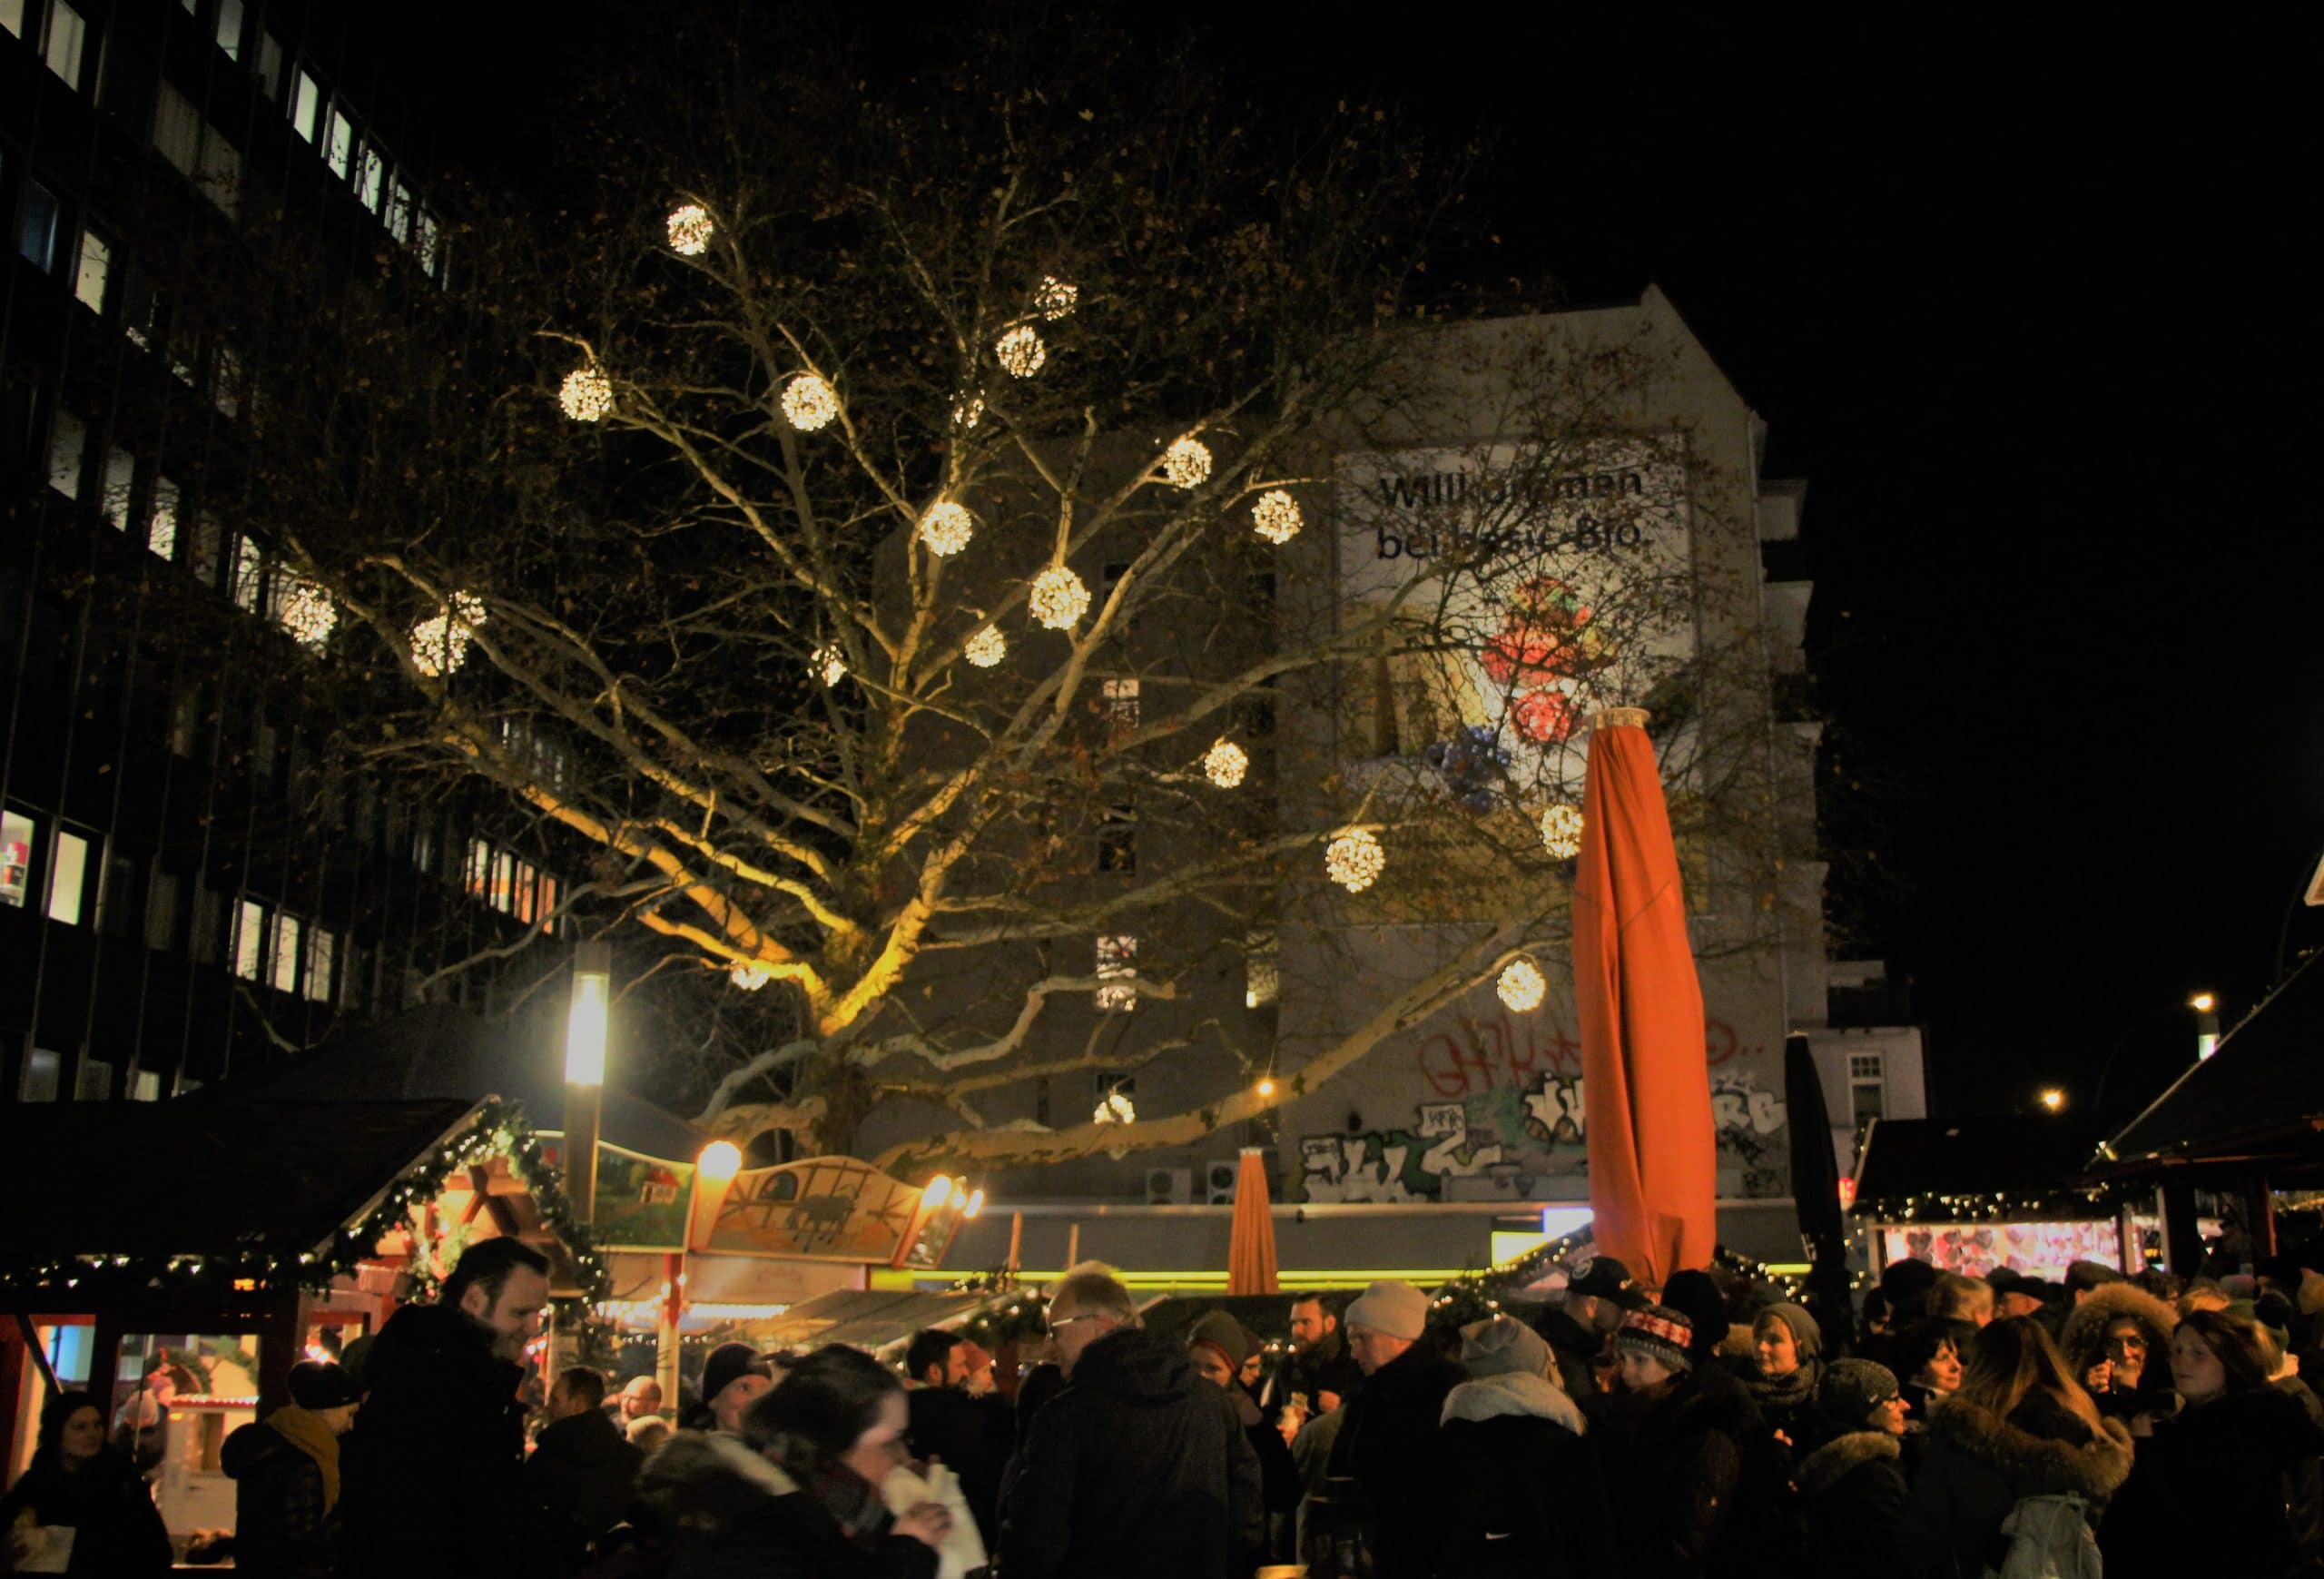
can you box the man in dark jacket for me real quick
[1531,1257,1644,1400]
[338,1238,551,1577]
[1324,1279,1465,1579]
[525,1366,642,1573]
[1283,1292,1366,1416]
[222,1361,362,1579]
[902,1328,1013,1549]
[1000,1263,1264,1579]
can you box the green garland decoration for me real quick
[1422,1229,1814,1341]
[6,1096,611,1307]
[948,1269,1050,1348]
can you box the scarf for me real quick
[266,1406,343,1510]
[766,1436,891,1552]
[1747,1357,1822,1416]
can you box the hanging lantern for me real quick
[782,373,839,432]
[1497,957,1547,1012]
[1029,565,1089,629]
[559,366,613,422]
[729,961,773,991]
[1540,803,1584,860]
[665,203,713,256]
[812,642,847,687]
[1035,275,1079,320]
[964,626,1006,667]
[996,325,1047,378]
[1252,489,1302,544]
[1203,738,1248,788]
[952,394,984,429]
[277,577,337,651]
[409,592,487,677]
[1161,437,1212,489]
[919,501,975,557]
[1324,827,1385,893]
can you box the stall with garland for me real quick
[0,1096,604,1559]
[1848,1114,2142,1278]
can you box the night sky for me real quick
[397,5,2320,1132]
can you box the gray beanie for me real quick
[1458,1316,1554,1380]
[1344,1279,1430,1342]
[1758,1301,1823,1357]
[1817,1358,1900,1425]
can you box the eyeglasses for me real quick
[1049,1313,1107,1332]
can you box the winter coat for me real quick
[2098,1383,2324,1579]
[1531,1305,1610,1402]
[2059,1282,2179,1418]
[1000,1326,1264,1579]
[1324,1337,1465,1579]
[905,1385,1014,1548]
[1431,1372,1614,1579]
[0,1445,172,1574]
[526,1407,645,1570]
[1898,1395,2133,1579]
[1285,1328,1366,1416]
[337,1302,530,1578]
[222,1410,340,1579]
[1590,1369,1753,1579]
[2282,1374,2324,1573]
[635,1429,938,1579]
[1797,1430,1907,1579]
[1223,1380,1301,1515]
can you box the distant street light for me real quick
[566,942,613,1219]
[2039,1088,2066,1113]
[2191,992,2221,1061]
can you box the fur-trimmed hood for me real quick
[1796,1429,1901,1498]
[1441,1372,1587,1435]
[635,1429,801,1537]
[1925,1397,2134,1502]
[2058,1281,2178,1373]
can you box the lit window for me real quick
[213,0,242,59]
[231,898,265,980]
[416,208,442,276]
[465,837,492,897]
[1096,934,1137,1012]
[149,476,179,561]
[47,830,89,924]
[2,810,34,908]
[17,182,59,271]
[537,874,559,933]
[354,143,384,211]
[75,1057,111,1100]
[268,912,300,993]
[304,928,334,1002]
[512,860,537,923]
[231,536,262,612]
[255,32,283,98]
[290,69,320,141]
[1101,677,1139,727]
[74,231,110,311]
[101,448,134,531]
[46,412,85,498]
[21,1050,62,1102]
[386,181,412,243]
[190,514,223,588]
[131,1069,162,1100]
[323,106,352,179]
[44,1,86,88]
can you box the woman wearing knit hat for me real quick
[1431,1317,1617,1578]
[1593,1305,1763,1578]
[1185,1312,1300,1529]
[1795,1359,1908,1579]
[1745,1302,1825,1447]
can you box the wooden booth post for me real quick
[2245,1175,2278,1262]
[2159,1179,2204,1277]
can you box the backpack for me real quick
[1984,1491,2102,1579]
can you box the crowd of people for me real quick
[11,1236,2324,1576]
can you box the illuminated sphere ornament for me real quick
[559,366,613,422]
[1035,275,1079,320]
[409,591,487,678]
[1203,738,1249,789]
[918,501,975,558]
[964,626,1007,668]
[952,395,984,430]
[1540,803,1585,860]
[1029,565,1090,629]
[996,325,1047,379]
[665,203,713,256]
[1497,956,1548,1012]
[1093,1090,1136,1124]
[277,577,338,651]
[782,373,840,432]
[812,642,847,687]
[1324,827,1385,893]
[1252,489,1303,544]
[1161,437,1213,489]
[729,961,773,991]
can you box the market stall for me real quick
[1849,1114,2138,1278]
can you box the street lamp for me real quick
[565,941,613,1219]
[2039,1088,2065,1113]
[2191,992,2220,1061]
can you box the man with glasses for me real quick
[1000,1262,1262,1579]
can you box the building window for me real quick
[386,181,412,243]
[101,447,134,531]
[191,514,223,589]
[1101,677,1139,728]
[21,1049,63,1102]
[146,869,180,951]
[254,30,282,97]
[73,230,110,311]
[1,1,22,39]
[149,477,179,561]
[304,928,334,1002]
[1095,934,1137,1012]
[168,686,202,756]
[231,535,262,612]
[323,106,353,179]
[43,0,86,89]
[189,886,226,965]
[154,82,203,176]
[46,411,85,498]
[47,829,88,924]
[1245,933,1279,1009]
[75,1056,111,1100]
[231,898,265,980]
[212,344,241,419]
[2,810,34,908]
[416,208,442,276]
[195,129,242,217]
[1847,1051,1885,1080]
[130,1069,162,1101]
[1096,801,1136,873]
[17,181,60,271]
[95,843,139,938]
[355,143,385,212]
[212,0,242,59]
[290,69,320,141]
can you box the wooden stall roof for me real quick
[2098,952,2324,1174]
[0,1098,478,1262]
[745,1288,1000,1355]
[1851,1115,2109,1213]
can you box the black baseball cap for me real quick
[1568,1257,1648,1309]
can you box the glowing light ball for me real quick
[1497,957,1547,1012]
[1161,437,1212,489]
[996,325,1047,378]
[277,577,337,651]
[1035,275,1079,320]
[1093,1090,1136,1124]
[1324,828,1385,893]
[782,373,839,431]
[964,626,1006,667]
[410,591,487,677]
[952,395,984,429]
[1203,738,1248,788]
[1029,565,1089,629]
[812,643,847,687]
[1540,804,1584,860]
[1252,489,1302,544]
[559,366,613,422]
[919,501,974,557]
[729,962,773,991]
[665,203,713,255]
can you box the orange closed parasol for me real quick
[1571,708,1718,1285]
[1226,1147,1280,1295]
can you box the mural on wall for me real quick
[1295,1010,1789,1203]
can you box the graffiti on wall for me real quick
[1296,1052,1790,1204]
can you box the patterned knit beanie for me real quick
[1614,1306,1696,1375]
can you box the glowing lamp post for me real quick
[565,942,612,1221]
[689,1140,743,1251]
[2191,992,2220,1061]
